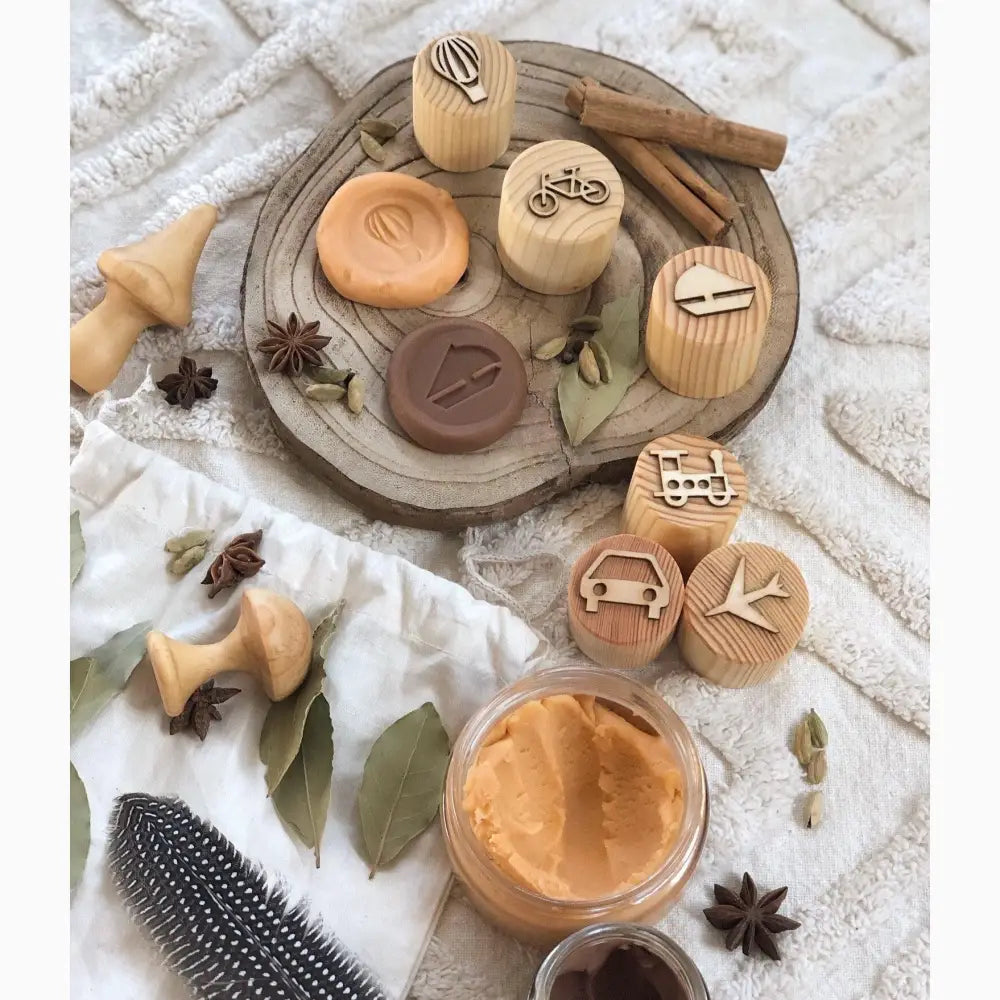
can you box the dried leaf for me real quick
[358,702,451,877]
[557,286,642,446]
[270,696,334,867]
[164,529,213,554]
[357,116,399,140]
[70,621,152,741]
[360,132,386,162]
[70,510,85,583]
[70,761,90,892]
[305,383,346,402]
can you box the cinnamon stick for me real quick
[645,142,737,222]
[575,81,787,171]
[566,80,729,243]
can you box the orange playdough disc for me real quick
[316,172,470,309]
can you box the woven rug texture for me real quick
[70,1,930,998]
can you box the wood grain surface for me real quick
[412,33,517,172]
[567,533,684,669]
[647,246,772,399]
[678,542,809,687]
[241,42,799,529]
[497,139,624,294]
[621,432,746,577]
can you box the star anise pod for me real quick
[704,872,801,961]
[155,356,219,409]
[201,529,265,599]
[257,312,331,375]
[168,680,241,741]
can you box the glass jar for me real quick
[441,666,708,945]
[529,922,711,1000]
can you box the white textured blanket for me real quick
[70,1,929,998]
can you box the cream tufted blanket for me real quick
[70,1,929,997]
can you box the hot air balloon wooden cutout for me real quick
[412,33,518,172]
[431,34,487,103]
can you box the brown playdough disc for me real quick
[316,172,469,308]
[387,318,527,453]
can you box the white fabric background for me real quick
[70,422,542,999]
[70,2,929,998]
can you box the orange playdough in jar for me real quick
[316,172,469,308]
[462,694,684,900]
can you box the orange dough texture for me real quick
[462,694,684,900]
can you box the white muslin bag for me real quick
[69,423,542,999]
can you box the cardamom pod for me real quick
[805,748,827,785]
[360,132,386,162]
[357,117,399,140]
[306,383,347,402]
[165,529,213,554]
[805,790,823,829]
[793,719,815,767]
[347,376,365,414]
[311,366,354,386]
[806,708,828,749]
[591,340,613,383]
[168,543,208,576]
[578,343,600,385]
[569,315,603,334]
[533,336,569,361]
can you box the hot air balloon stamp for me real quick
[412,33,518,172]
[431,34,487,103]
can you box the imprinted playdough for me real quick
[316,172,469,308]
[462,694,684,900]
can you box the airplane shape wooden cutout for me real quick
[704,556,789,632]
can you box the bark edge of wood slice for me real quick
[241,42,799,529]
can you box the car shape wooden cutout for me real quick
[579,550,672,620]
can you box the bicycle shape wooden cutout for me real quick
[527,164,611,217]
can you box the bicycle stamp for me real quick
[526,165,611,217]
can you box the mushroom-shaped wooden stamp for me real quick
[568,533,684,670]
[498,139,625,295]
[646,246,772,399]
[146,588,311,717]
[678,542,808,687]
[70,204,218,394]
[412,32,517,172]
[621,433,747,578]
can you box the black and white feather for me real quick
[108,793,386,1000]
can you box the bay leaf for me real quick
[70,621,152,741]
[269,695,333,867]
[259,601,344,793]
[70,761,90,893]
[557,285,642,446]
[70,510,85,583]
[358,701,451,878]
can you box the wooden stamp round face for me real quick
[498,139,625,295]
[622,433,747,578]
[412,33,517,172]
[316,173,469,308]
[679,542,808,688]
[646,246,772,399]
[387,318,528,453]
[567,533,684,670]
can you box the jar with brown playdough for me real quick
[441,666,708,945]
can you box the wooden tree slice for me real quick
[241,42,799,529]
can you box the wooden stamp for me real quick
[146,588,312,716]
[678,542,809,687]
[621,433,747,578]
[70,204,218,395]
[645,246,772,399]
[498,139,625,295]
[568,533,684,669]
[412,32,517,172]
